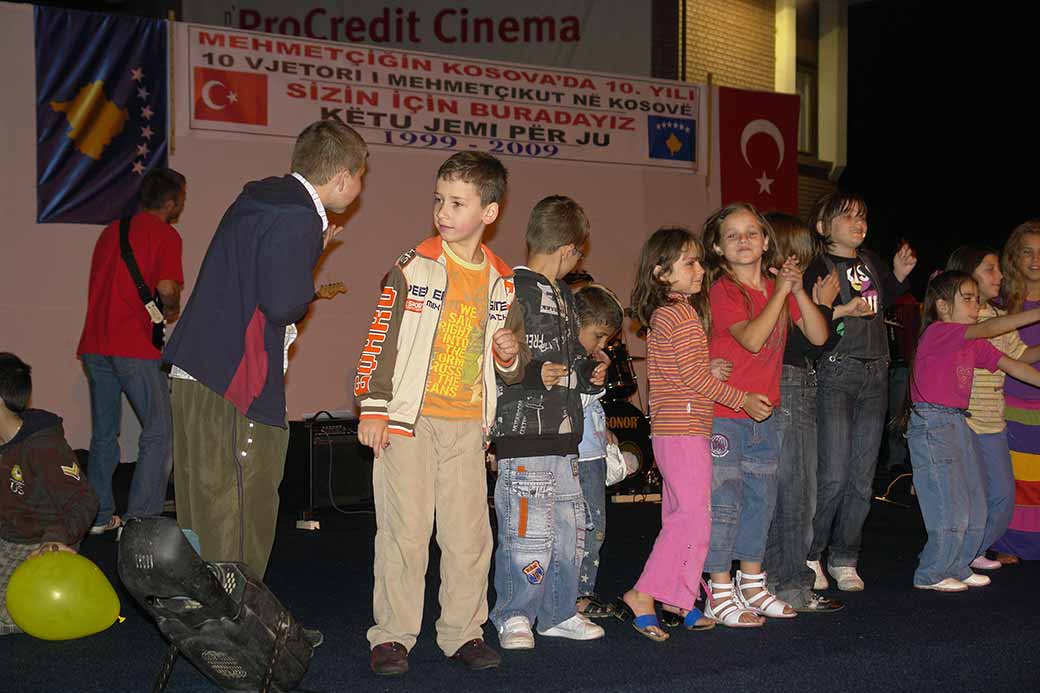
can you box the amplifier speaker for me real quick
[280,416,374,521]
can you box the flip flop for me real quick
[613,598,669,642]
[577,594,615,619]
[659,605,715,631]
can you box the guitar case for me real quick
[118,517,314,692]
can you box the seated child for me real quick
[1,353,99,635]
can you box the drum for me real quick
[602,399,659,496]
[603,341,638,401]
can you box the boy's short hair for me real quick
[291,119,368,185]
[140,168,186,210]
[526,195,590,255]
[436,152,508,206]
[575,285,623,332]
[0,352,31,413]
[809,190,868,240]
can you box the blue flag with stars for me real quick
[35,7,167,224]
[647,116,695,162]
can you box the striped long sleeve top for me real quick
[647,299,746,437]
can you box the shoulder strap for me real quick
[821,254,853,305]
[118,217,154,306]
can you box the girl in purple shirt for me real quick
[907,271,1040,592]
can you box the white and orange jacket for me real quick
[354,237,528,439]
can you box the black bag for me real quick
[118,217,165,349]
[118,517,315,692]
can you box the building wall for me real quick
[683,0,775,90]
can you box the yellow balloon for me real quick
[5,551,120,640]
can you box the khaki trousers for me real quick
[367,416,492,656]
[172,379,289,579]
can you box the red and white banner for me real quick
[179,24,702,171]
[718,86,800,215]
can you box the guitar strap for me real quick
[118,217,165,342]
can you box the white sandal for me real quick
[704,580,763,628]
[736,570,796,618]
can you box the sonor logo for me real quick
[607,416,640,429]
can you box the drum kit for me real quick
[601,340,661,500]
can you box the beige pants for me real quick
[172,379,289,579]
[367,416,492,656]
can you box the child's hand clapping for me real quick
[813,270,841,308]
[893,240,917,282]
[770,255,804,296]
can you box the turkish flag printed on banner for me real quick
[193,67,268,126]
[718,86,800,215]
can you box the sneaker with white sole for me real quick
[90,515,122,535]
[537,613,605,640]
[827,565,864,591]
[962,572,991,588]
[969,555,1001,571]
[914,577,968,592]
[498,616,535,650]
[807,560,829,590]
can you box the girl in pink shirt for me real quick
[906,271,1040,592]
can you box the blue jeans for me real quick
[907,405,986,585]
[764,366,818,607]
[811,355,889,567]
[705,415,781,574]
[577,457,606,597]
[491,455,584,631]
[82,354,172,525]
[970,430,1016,554]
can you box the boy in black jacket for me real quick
[1,353,99,635]
[490,196,608,649]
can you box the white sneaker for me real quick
[969,555,1001,571]
[807,560,829,590]
[914,577,968,592]
[498,616,535,650]
[827,565,865,592]
[962,572,991,588]
[537,613,605,640]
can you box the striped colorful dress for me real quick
[996,299,1040,559]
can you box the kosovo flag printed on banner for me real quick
[35,7,167,224]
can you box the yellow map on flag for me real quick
[51,80,128,160]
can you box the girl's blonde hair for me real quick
[701,202,782,321]
[1001,220,1040,314]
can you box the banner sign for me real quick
[36,7,168,224]
[181,0,651,76]
[181,25,701,171]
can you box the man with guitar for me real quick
[77,168,186,537]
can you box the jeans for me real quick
[491,455,584,632]
[82,354,172,525]
[907,405,986,585]
[764,366,818,608]
[577,457,606,597]
[970,430,1016,554]
[811,355,889,567]
[704,415,781,574]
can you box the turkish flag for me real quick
[193,67,268,126]
[719,86,800,215]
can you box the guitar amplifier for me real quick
[280,415,374,526]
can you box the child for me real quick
[761,213,845,614]
[615,227,771,641]
[703,203,829,626]
[490,195,608,649]
[992,221,1040,563]
[906,271,1040,591]
[1,353,99,635]
[802,191,916,592]
[572,284,624,620]
[355,152,527,675]
[946,246,1040,570]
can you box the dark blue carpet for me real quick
[4,473,1038,692]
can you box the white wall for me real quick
[0,2,721,448]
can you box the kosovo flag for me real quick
[647,116,695,163]
[36,7,167,224]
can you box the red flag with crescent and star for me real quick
[193,67,268,125]
[718,86,800,215]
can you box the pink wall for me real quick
[0,3,722,448]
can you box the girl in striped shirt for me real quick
[614,227,771,641]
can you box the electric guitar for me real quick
[315,282,347,300]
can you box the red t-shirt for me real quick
[77,212,184,360]
[709,276,801,418]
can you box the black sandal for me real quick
[577,594,615,619]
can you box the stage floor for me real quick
[5,470,1039,692]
